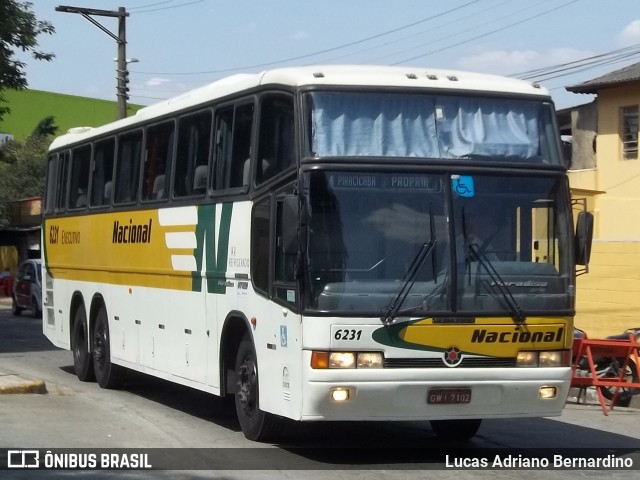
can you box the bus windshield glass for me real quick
[302,171,573,317]
[305,91,561,165]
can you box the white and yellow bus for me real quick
[42,65,592,442]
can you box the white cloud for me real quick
[146,77,171,87]
[457,47,592,76]
[617,19,640,46]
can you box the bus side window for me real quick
[90,138,115,207]
[257,94,295,186]
[175,110,212,198]
[44,153,58,214]
[114,131,142,205]
[55,151,70,212]
[214,102,254,191]
[251,197,271,295]
[274,193,297,308]
[69,145,91,210]
[142,121,174,202]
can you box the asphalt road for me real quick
[1,302,640,479]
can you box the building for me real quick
[565,62,640,338]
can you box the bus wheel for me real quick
[430,419,482,441]
[73,304,95,382]
[234,334,282,442]
[92,306,124,389]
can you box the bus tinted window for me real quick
[45,154,58,214]
[251,197,270,294]
[90,138,115,207]
[69,145,91,210]
[306,92,561,165]
[142,121,174,202]
[175,110,212,198]
[55,151,70,212]
[257,94,295,185]
[114,131,142,204]
[214,102,254,190]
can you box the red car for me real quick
[12,259,42,318]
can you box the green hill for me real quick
[0,89,143,140]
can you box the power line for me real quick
[362,0,553,65]
[391,0,581,65]
[314,0,516,65]
[131,0,204,14]
[512,43,640,80]
[132,0,482,76]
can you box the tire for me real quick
[234,334,283,442]
[92,305,124,389]
[31,296,42,318]
[430,419,482,441]
[11,295,22,316]
[72,304,95,382]
[599,358,639,407]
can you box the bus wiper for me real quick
[460,208,524,323]
[382,240,437,325]
[382,204,437,325]
[467,244,526,323]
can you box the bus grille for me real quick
[384,357,517,368]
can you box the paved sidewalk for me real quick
[0,370,47,394]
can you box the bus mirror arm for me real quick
[575,210,593,267]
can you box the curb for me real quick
[0,373,47,395]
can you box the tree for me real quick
[0,116,56,225]
[0,1,55,122]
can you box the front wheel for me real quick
[430,419,482,441]
[93,306,124,389]
[234,334,283,442]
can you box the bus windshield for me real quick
[302,171,573,317]
[305,91,561,165]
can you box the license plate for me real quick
[427,387,472,404]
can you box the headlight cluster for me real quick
[516,350,571,367]
[311,351,384,369]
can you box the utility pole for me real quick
[55,5,131,119]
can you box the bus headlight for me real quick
[516,351,538,367]
[357,352,384,368]
[517,350,571,367]
[539,351,563,367]
[311,351,384,369]
[330,352,356,369]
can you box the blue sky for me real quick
[17,0,640,109]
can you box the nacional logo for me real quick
[443,346,463,367]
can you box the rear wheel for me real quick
[73,304,95,382]
[430,419,482,441]
[93,305,124,389]
[234,334,283,442]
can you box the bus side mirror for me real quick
[575,211,593,266]
[282,195,299,256]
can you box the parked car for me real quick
[12,259,42,318]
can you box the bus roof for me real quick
[49,65,551,151]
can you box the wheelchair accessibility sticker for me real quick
[452,175,475,198]
[280,325,288,347]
